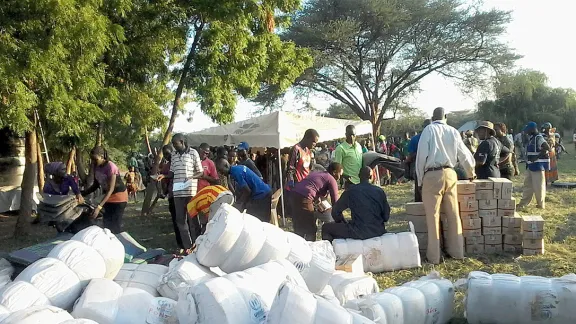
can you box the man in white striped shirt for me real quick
[158,133,204,253]
[416,107,475,264]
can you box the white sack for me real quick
[60,320,99,324]
[266,281,376,324]
[176,259,307,324]
[158,253,218,300]
[301,240,336,294]
[115,287,155,324]
[244,222,291,268]
[114,264,168,297]
[47,240,106,286]
[146,297,178,324]
[0,258,14,290]
[0,280,50,312]
[218,213,267,273]
[15,257,81,309]
[329,271,379,305]
[196,204,245,267]
[71,226,125,279]
[0,304,10,322]
[71,278,123,324]
[285,232,313,272]
[1,305,73,324]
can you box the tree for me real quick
[258,0,519,138]
[323,103,361,120]
[141,0,313,214]
[0,0,124,235]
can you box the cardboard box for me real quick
[523,231,544,240]
[462,217,482,230]
[482,215,502,227]
[463,229,482,237]
[465,236,485,245]
[478,199,498,210]
[498,209,516,217]
[479,209,498,218]
[503,244,523,253]
[458,193,476,204]
[485,244,503,253]
[504,234,523,245]
[466,244,485,254]
[522,215,545,232]
[502,215,522,233]
[523,248,545,255]
[523,238,544,250]
[474,179,494,190]
[484,234,503,245]
[476,189,494,201]
[457,180,476,194]
[335,254,364,274]
[460,211,479,218]
[490,177,513,200]
[459,200,479,212]
[483,226,502,235]
[405,216,427,233]
[415,232,428,248]
[498,198,516,210]
[405,202,426,216]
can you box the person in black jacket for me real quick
[474,121,510,179]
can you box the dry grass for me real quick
[2,145,576,323]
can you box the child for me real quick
[124,166,140,202]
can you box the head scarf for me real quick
[44,162,66,177]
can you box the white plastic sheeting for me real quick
[146,297,178,324]
[60,320,99,324]
[47,240,106,287]
[158,253,218,300]
[0,258,14,290]
[266,281,376,324]
[465,271,576,324]
[285,232,313,272]
[196,204,293,273]
[344,273,455,324]
[301,241,336,294]
[0,304,10,322]
[0,280,50,312]
[176,259,308,324]
[115,288,155,324]
[71,226,125,279]
[332,229,421,273]
[0,305,73,324]
[15,257,81,310]
[114,264,168,297]
[71,278,123,324]
[329,271,380,305]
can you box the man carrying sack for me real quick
[416,107,475,264]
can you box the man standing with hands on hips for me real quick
[416,107,475,264]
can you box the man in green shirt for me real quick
[334,125,363,189]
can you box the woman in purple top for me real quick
[43,162,84,203]
[290,162,343,241]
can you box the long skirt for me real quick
[546,150,559,184]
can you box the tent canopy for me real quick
[458,120,480,133]
[187,111,373,148]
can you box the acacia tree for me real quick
[258,0,519,138]
[141,0,313,214]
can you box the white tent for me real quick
[458,120,479,133]
[186,111,373,148]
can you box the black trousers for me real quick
[500,166,514,180]
[173,196,200,249]
[245,193,272,222]
[414,177,422,202]
[321,222,362,242]
[168,197,183,249]
[102,202,127,234]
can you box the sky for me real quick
[174,0,576,133]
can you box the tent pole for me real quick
[278,150,286,227]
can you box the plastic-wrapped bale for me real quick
[465,271,576,324]
[114,264,168,297]
[332,226,420,273]
[285,232,313,272]
[266,281,376,324]
[145,297,178,324]
[60,320,99,324]
[71,226,125,279]
[0,258,14,290]
[14,257,81,310]
[344,273,455,324]
[176,259,308,324]
[319,284,341,306]
[0,280,50,312]
[0,305,73,324]
[158,253,218,300]
[329,271,379,305]
[115,287,155,324]
[243,222,291,269]
[217,213,267,273]
[47,240,106,287]
[300,241,336,294]
[71,278,123,324]
[0,304,10,322]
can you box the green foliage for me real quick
[323,103,361,120]
[259,0,519,136]
[477,69,576,132]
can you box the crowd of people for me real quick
[39,107,568,262]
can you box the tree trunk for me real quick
[144,127,152,156]
[66,146,76,174]
[14,129,38,237]
[36,134,44,194]
[76,150,87,186]
[141,22,204,216]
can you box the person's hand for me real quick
[156,174,165,181]
[91,205,102,220]
[76,195,85,205]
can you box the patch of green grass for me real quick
[2,146,576,323]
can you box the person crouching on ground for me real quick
[187,185,234,234]
[321,167,390,242]
[43,162,84,204]
[216,159,272,222]
[290,162,343,241]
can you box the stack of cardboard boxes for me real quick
[522,215,545,255]
[405,202,427,255]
